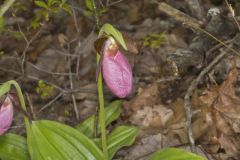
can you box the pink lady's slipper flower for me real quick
[97,36,133,98]
[0,96,13,135]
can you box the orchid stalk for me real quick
[95,31,133,160]
[0,80,32,154]
[91,1,133,159]
[91,0,108,159]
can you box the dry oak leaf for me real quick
[200,68,240,158]
[125,83,173,129]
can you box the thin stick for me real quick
[225,0,240,31]
[70,1,82,75]
[67,42,79,121]
[157,2,202,29]
[0,67,97,94]
[18,23,44,74]
[26,93,37,120]
[39,92,63,112]
[4,54,77,76]
[107,0,124,7]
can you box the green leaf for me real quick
[98,7,108,16]
[61,3,72,15]
[0,133,29,160]
[42,10,49,21]
[107,126,138,159]
[0,82,11,97]
[83,10,93,17]
[29,120,104,160]
[34,1,48,9]
[148,148,206,160]
[99,23,127,50]
[0,17,5,29]
[85,0,94,11]
[76,100,122,138]
[31,19,40,29]
[47,0,59,6]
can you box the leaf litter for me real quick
[122,67,240,159]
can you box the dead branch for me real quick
[67,41,79,121]
[158,2,238,75]
[18,23,45,74]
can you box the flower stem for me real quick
[91,0,108,159]
[97,56,108,160]
[8,80,32,154]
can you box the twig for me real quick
[155,76,180,83]
[97,0,104,8]
[67,42,79,121]
[9,124,25,129]
[225,0,240,31]
[0,66,97,116]
[205,39,232,57]
[198,145,214,160]
[0,67,97,94]
[55,48,79,57]
[18,24,44,74]
[70,1,82,75]
[26,93,37,120]
[157,2,202,30]
[71,5,136,32]
[4,55,77,76]
[107,0,124,7]
[0,67,65,91]
[39,92,64,112]
[70,1,80,34]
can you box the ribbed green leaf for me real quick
[30,120,104,160]
[148,148,206,160]
[61,3,72,15]
[76,100,122,137]
[0,133,29,160]
[99,24,127,50]
[0,82,11,97]
[47,0,59,7]
[107,126,138,159]
[85,0,94,11]
[34,1,48,9]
